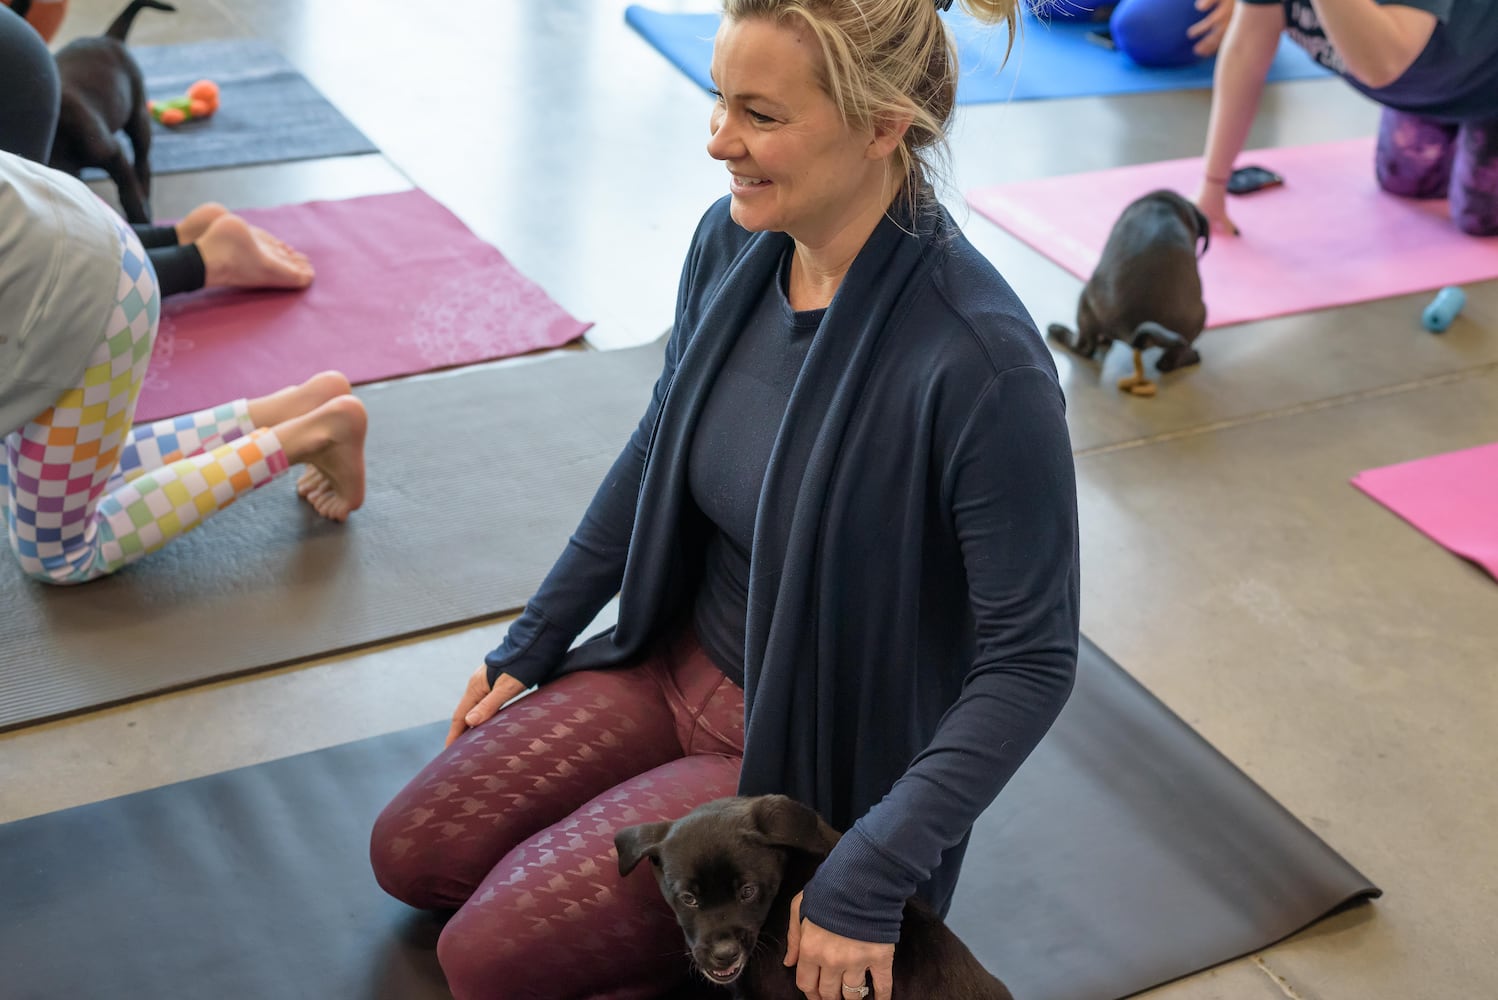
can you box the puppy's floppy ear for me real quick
[615,821,672,876]
[1192,201,1211,258]
[1158,189,1211,258]
[1165,189,1211,258]
[750,795,840,858]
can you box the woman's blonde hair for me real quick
[720,0,1019,213]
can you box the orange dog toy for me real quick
[149,79,219,126]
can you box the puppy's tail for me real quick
[1129,322,1188,353]
[105,0,177,42]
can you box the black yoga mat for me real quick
[81,39,377,178]
[0,342,666,732]
[0,639,1379,1000]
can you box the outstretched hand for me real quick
[1195,181,1241,236]
[785,891,895,1000]
[446,666,526,746]
[1188,0,1236,57]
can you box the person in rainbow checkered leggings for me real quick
[1,149,368,585]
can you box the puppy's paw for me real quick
[1155,348,1201,373]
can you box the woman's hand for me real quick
[784,891,895,1000]
[1188,0,1236,57]
[446,666,527,746]
[1195,178,1241,236]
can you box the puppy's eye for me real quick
[679,892,699,909]
[739,884,758,902]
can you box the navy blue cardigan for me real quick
[486,195,1079,943]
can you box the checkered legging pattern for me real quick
[3,213,289,584]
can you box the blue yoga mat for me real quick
[83,39,377,179]
[624,5,1329,104]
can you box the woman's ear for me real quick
[867,111,914,160]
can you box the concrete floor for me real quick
[2,0,1495,997]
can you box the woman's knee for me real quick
[368,808,427,908]
[1376,152,1453,199]
[5,531,97,585]
[1376,109,1458,199]
[368,800,480,910]
[369,669,679,911]
[435,883,681,1000]
[1451,120,1498,235]
[1110,0,1201,68]
[437,916,533,1000]
[1452,196,1498,236]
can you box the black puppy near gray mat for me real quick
[1048,188,1210,397]
[617,796,1013,1000]
[39,0,177,224]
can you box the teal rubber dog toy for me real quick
[1422,286,1465,333]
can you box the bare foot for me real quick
[174,202,230,244]
[198,214,315,290]
[247,370,352,428]
[281,396,368,522]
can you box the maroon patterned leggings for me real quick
[1375,107,1498,236]
[370,628,745,1000]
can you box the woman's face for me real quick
[707,16,893,247]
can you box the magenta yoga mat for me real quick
[1352,441,1498,580]
[967,139,1498,330]
[133,189,591,423]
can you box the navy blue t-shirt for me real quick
[689,250,823,687]
[1243,0,1498,121]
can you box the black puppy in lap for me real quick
[616,795,1013,1000]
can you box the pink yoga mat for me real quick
[967,138,1498,329]
[1352,442,1498,580]
[134,190,590,423]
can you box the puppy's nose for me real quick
[710,940,741,965]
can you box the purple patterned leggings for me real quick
[370,628,745,1000]
[1376,107,1498,236]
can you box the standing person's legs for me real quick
[1375,107,1459,199]
[0,4,58,162]
[1450,117,1498,236]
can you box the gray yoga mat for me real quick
[81,38,377,178]
[0,638,1379,1000]
[0,343,667,732]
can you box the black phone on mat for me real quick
[1227,165,1284,195]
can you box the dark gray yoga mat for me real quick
[81,39,377,178]
[0,343,667,732]
[0,639,1378,1000]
